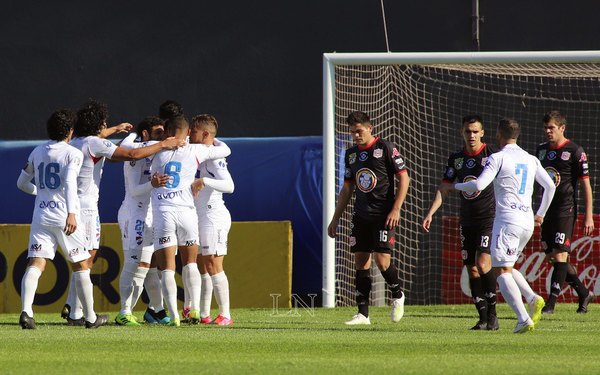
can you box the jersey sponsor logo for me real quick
[158,236,170,245]
[580,152,588,162]
[359,151,368,161]
[465,158,476,169]
[356,168,377,193]
[39,200,66,209]
[461,175,481,200]
[544,166,561,187]
[537,150,546,161]
[547,151,557,160]
[454,158,464,170]
[392,148,400,157]
[348,153,356,165]
[103,140,113,148]
[395,157,405,168]
[68,248,81,258]
[561,151,571,161]
[185,240,197,246]
[373,148,383,158]
[156,190,184,200]
[30,243,42,252]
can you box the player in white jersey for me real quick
[151,116,231,326]
[115,116,172,326]
[186,115,235,325]
[444,118,556,333]
[62,100,185,324]
[17,109,108,329]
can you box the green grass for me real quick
[1,304,598,374]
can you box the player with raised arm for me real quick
[18,110,108,329]
[536,111,595,314]
[115,116,172,326]
[62,99,184,324]
[327,111,410,325]
[444,118,556,333]
[422,115,499,330]
[188,115,235,325]
[151,116,231,326]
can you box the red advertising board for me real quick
[442,215,600,304]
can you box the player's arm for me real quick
[110,137,184,161]
[16,159,37,195]
[454,155,497,193]
[580,178,594,235]
[327,181,355,238]
[63,153,82,235]
[192,162,234,196]
[386,171,410,230]
[533,160,556,227]
[422,182,451,233]
[206,139,231,160]
[99,123,133,138]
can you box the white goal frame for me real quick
[322,50,600,308]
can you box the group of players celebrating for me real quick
[329,110,594,333]
[18,100,234,329]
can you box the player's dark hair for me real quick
[543,110,567,127]
[136,116,165,136]
[74,99,108,137]
[346,111,370,126]
[165,116,189,136]
[462,114,484,129]
[191,114,218,136]
[47,109,77,141]
[498,118,520,139]
[159,100,184,120]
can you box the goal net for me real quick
[323,52,600,308]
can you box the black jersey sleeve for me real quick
[383,141,408,175]
[574,145,590,180]
[442,154,457,183]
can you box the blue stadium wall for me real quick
[0,137,323,300]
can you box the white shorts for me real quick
[491,222,533,267]
[81,208,101,250]
[197,205,231,256]
[153,209,199,250]
[28,221,90,263]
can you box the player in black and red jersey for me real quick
[536,110,595,314]
[422,115,499,330]
[327,111,410,325]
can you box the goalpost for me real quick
[323,51,600,308]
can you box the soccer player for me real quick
[115,116,172,326]
[189,114,235,325]
[422,115,499,330]
[159,100,184,121]
[17,109,108,329]
[536,110,595,314]
[62,100,184,324]
[444,118,556,333]
[327,111,410,325]
[151,116,231,326]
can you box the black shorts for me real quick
[350,214,395,254]
[541,215,575,254]
[459,222,492,266]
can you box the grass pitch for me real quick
[1,303,598,374]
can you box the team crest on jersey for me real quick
[580,152,588,162]
[545,166,560,187]
[373,148,383,158]
[537,150,546,161]
[445,167,455,179]
[454,158,464,170]
[348,153,357,165]
[561,151,571,161]
[359,151,368,161]
[129,161,136,166]
[547,151,557,160]
[344,167,352,179]
[461,175,481,200]
[392,148,400,157]
[466,159,476,169]
[356,168,377,193]
[103,140,113,148]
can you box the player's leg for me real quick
[143,255,170,324]
[207,256,232,325]
[153,211,181,326]
[541,217,570,313]
[476,222,497,330]
[115,212,143,326]
[199,257,213,323]
[461,225,487,329]
[180,244,202,322]
[345,215,373,325]
[565,261,594,313]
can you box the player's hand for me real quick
[439,183,455,195]
[534,215,544,227]
[161,137,185,150]
[422,215,433,233]
[584,215,595,236]
[114,123,133,134]
[64,213,77,236]
[327,219,338,238]
[386,209,400,230]
[151,173,169,188]
[191,178,205,197]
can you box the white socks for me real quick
[144,268,164,312]
[497,272,530,324]
[161,269,179,321]
[118,261,137,314]
[68,272,83,320]
[212,271,230,319]
[200,273,213,318]
[183,263,201,311]
[512,269,537,304]
[21,266,42,316]
[73,269,96,323]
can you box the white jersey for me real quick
[120,134,156,210]
[455,143,556,231]
[194,158,235,209]
[70,136,118,209]
[21,141,83,227]
[151,141,230,212]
